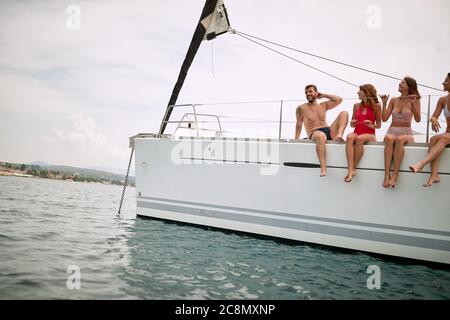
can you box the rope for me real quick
[235,32,359,88]
[118,147,134,215]
[234,30,443,92]
[170,95,441,107]
[211,39,215,79]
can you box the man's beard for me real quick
[306,96,316,103]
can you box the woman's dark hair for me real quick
[404,76,421,98]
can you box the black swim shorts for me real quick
[309,127,332,140]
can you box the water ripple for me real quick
[1,176,450,299]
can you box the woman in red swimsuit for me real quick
[344,84,382,182]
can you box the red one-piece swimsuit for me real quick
[354,104,376,135]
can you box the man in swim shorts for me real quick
[295,84,349,176]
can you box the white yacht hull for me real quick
[133,135,450,264]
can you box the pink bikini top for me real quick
[392,99,413,124]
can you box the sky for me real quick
[0,0,449,170]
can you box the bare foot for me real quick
[423,175,441,187]
[389,176,398,188]
[344,171,356,183]
[334,136,344,142]
[320,170,327,177]
[382,176,391,188]
[409,163,424,173]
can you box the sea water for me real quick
[0,176,449,299]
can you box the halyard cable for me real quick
[234,30,443,92]
[234,32,359,88]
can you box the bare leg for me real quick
[383,135,395,188]
[427,155,442,186]
[391,136,413,187]
[330,111,349,142]
[424,135,444,186]
[422,135,449,187]
[354,134,376,169]
[312,131,327,177]
[426,154,442,186]
[409,134,442,173]
[345,133,357,182]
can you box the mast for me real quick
[158,0,230,136]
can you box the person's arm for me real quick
[318,92,343,110]
[350,103,358,128]
[295,107,303,139]
[374,103,382,129]
[410,95,421,123]
[430,96,445,133]
[380,95,393,122]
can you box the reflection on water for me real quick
[0,176,449,299]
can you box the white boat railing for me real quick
[160,95,445,142]
[171,112,223,138]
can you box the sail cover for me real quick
[158,0,230,136]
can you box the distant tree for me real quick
[111,179,122,186]
[39,169,48,178]
[20,164,26,171]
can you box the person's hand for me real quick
[408,94,419,107]
[317,92,324,99]
[363,119,374,128]
[379,94,389,105]
[350,119,358,128]
[430,117,441,133]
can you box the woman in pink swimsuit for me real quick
[380,76,421,188]
[344,84,382,182]
[409,73,450,187]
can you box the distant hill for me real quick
[48,165,134,182]
[24,162,135,185]
[88,166,135,176]
[29,161,54,167]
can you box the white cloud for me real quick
[52,113,124,164]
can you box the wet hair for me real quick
[447,72,450,78]
[404,76,421,98]
[359,84,379,112]
[305,84,318,92]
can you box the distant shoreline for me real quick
[0,162,135,187]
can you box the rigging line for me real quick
[195,99,294,106]
[186,95,443,107]
[173,113,274,122]
[174,113,280,123]
[235,32,359,88]
[211,39,215,79]
[234,30,443,92]
[176,120,285,123]
[218,115,276,121]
